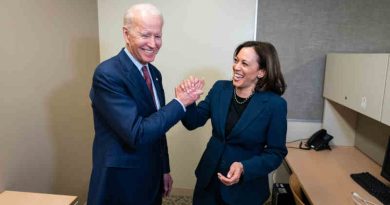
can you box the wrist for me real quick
[238,162,244,174]
[177,97,189,106]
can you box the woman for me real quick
[181,41,288,205]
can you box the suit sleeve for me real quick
[159,75,171,174]
[241,97,288,182]
[90,67,185,148]
[162,135,170,173]
[181,82,219,130]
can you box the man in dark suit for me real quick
[87,3,202,205]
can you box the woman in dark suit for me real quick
[181,41,288,205]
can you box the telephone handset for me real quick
[299,129,333,151]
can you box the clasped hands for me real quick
[175,76,205,106]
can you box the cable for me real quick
[286,146,302,149]
[286,138,312,150]
[286,138,309,143]
[298,141,311,150]
[351,192,378,205]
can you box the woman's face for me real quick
[232,47,265,91]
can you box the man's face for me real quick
[123,14,163,64]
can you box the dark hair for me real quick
[234,41,286,95]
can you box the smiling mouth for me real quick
[233,73,244,81]
[142,48,155,55]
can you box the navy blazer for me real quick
[87,49,185,205]
[182,80,288,205]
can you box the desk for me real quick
[0,191,78,205]
[286,143,388,205]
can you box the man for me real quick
[87,4,202,205]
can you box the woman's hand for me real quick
[175,76,204,106]
[217,162,244,186]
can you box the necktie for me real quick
[141,66,156,106]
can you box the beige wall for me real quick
[98,0,257,189]
[0,0,99,203]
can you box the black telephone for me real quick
[299,129,333,151]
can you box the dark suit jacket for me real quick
[87,49,185,205]
[182,80,288,205]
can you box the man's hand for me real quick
[175,76,204,106]
[217,162,244,186]
[163,173,173,197]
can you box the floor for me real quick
[162,195,272,205]
[162,195,192,205]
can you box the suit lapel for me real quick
[118,49,156,110]
[227,92,269,138]
[218,84,234,138]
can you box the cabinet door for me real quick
[381,57,390,125]
[323,54,388,121]
[323,53,353,107]
[349,54,388,120]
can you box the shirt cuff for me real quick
[174,98,186,112]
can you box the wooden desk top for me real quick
[286,144,389,205]
[0,191,78,205]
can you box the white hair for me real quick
[123,3,163,28]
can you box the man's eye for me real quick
[140,34,151,38]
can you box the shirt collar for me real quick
[124,47,148,72]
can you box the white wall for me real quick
[98,0,257,189]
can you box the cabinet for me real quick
[323,53,389,122]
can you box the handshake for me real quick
[175,76,205,106]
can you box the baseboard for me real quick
[171,188,193,196]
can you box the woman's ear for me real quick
[257,69,266,79]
